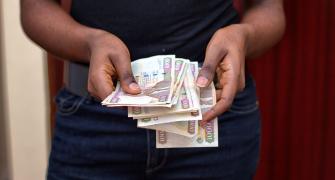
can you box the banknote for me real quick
[137,111,202,126]
[171,59,189,104]
[139,120,198,137]
[128,59,192,118]
[181,62,201,118]
[135,63,202,125]
[102,55,176,107]
[128,84,197,118]
[101,55,219,148]
[156,82,218,148]
[128,72,200,118]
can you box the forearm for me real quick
[20,0,102,63]
[241,0,286,58]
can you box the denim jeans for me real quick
[47,74,261,180]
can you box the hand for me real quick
[87,31,141,100]
[196,24,251,125]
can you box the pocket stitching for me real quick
[56,94,88,116]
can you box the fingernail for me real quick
[196,76,208,87]
[129,83,140,91]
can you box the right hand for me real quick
[87,30,141,100]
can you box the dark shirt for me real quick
[71,0,239,61]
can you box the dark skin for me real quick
[20,0,285,124]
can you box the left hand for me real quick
[196,24,251,126]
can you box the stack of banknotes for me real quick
[102,55,218,148]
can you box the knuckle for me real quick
[208,45,228,59]
[201,65,216,77]
[108,48,124,60]
[120,72,135,83]
[108,49,129,62]
[220,47,229,57]
[108,51,121,62]
[208,43,222,52]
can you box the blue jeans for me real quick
[47,74,261,180]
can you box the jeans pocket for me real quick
[55,89,87,116]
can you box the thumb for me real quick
[197,46,227,88]
[197,64,216,88]
[111,57,141,95]
[119,71,141,95]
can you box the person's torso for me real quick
[71,0,239,61]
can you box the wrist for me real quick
[238,23,256,57]
[84,29,109,61]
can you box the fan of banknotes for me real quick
[102,55,218,148]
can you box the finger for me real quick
[88,77,115,101]
[88,57,116,100]
[110,54,141,95]
[201,81,237,126]
[197,43,228,87]
[201,55,239,126]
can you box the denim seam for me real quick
[57,93,88,116]
[56,95,76,112]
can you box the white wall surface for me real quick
[0,1,10,179]
[0,0,49,179]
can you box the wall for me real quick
[0,0,49,179]
[0,0,10,178]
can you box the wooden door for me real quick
[47,0,71,132]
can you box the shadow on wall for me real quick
[0,3,10,179]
